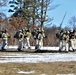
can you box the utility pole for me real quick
[59,12,67,29]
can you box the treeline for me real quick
[0,0,59,46]
[0,17,60,46]
[0,0,76,46]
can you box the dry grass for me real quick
[0,62,76,75]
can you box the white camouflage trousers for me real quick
[70,39,76,50]
[59,40,69,52]
[18,39,23,50]
[35,38,43,50]
[24,37,30,49]
[1,38,8,50]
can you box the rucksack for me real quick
[14,31,20,39]
[0,31,2,38]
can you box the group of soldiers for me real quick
[56,29,76,52]
[14,27,31,51]
[0,27,46,51]
[1,27,76,52]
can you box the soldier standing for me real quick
[32,28,39,49]
[14,30,24,51]
[35,28,45,50]
[58,29,65,52]
[58,29,70,52]
[1,29,10,51]
[70,29,76,52]
[24,27,31,49]
[64,30,70,52]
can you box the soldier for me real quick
[1,29,10,51]
[32,28,38,49]
[14,30,24,51]
[0,30,3,38]
[70,29,76,52]
[64,30,70,52]
[56,30,61,39]
[34,28,46,50]
[57,29,65,52]
[58,29,70,52]
[23,27,31,49]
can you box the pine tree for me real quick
[8,0,50,29]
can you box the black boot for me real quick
[17,48,22,51]
[59,49,61,52]
[1,47,6,51]
[73,49,75,52]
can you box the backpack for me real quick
[0,31,2,38]
[14,31,20,38]
[56,32,60,39]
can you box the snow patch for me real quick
[17,70,35,74]
[0,45,59,51]
[0,46,76,63]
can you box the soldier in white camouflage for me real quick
[56,29,65,52]
[32,28,46,50]
[56,29,70,52]
[32,28,38,49]
[64,30,70,52]
[14,30,24,51]
[1,29,10,51]
[70,29,76,52]
[23,27,31,49]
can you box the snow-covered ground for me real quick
[0,44,74,51]
[0,44,59,51]
[0,45,76,63]
[7,45,59,51]
[0,52,76,63]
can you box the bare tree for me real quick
[0,0,7,6]
[69,16,76,29]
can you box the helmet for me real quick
[70,29,73,33]
[73,29,76,32]
[34,28,37,30]
[25,27,28,30]
[38,28,41,31]
[4,29,8,33]
[60,29,65,33]
[66,30,69,34]
[19,30,22,32]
